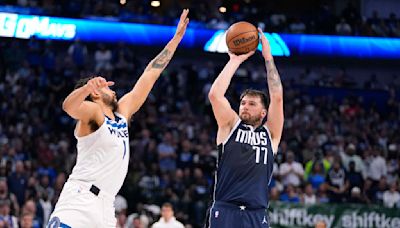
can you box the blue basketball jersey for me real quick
[211,119,275,209]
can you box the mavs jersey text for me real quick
[48,113,129,227]
[206,119,275,228]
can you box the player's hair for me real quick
[239,89,269,108]
[74,76,96,101]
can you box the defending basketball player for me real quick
[47,9,189,228]
[205,28,284,228]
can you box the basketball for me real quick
[226,21,259,55]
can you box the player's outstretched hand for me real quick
[228,50,255,63]
[85,77,114,94]
[258,28,273,61]
[174,9,189,40]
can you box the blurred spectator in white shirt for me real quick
[367,149,387,182]
[340,144,366,178]
[279,151,304,187]
[336,18,352,35]
[95,44,113,73]
[301,183,317,205]
[383,182,400,208]
[151,203,184,228]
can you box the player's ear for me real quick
[261,108,267,118]
[90,91,101,101]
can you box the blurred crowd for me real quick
[0,36,399,228]
[1,0,400,37]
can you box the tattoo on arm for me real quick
[147,49,172,71]
[265,58,282,93]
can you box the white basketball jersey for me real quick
[68,112,130,196]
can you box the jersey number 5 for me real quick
[253,146,268,165]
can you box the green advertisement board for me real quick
[269,202,400,228]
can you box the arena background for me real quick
[0,0,399,227]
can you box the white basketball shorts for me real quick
[47,180,117,228]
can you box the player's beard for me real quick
[240,112,263,126]
[102,93,118,112]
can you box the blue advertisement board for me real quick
[1,12,400,59]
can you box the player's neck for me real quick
[99,104,115,120]
[247,120,263,128]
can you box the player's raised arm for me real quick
[62,76,114,122]
[208,51,254,144]
[117,9,189,121]
[259,28,284,153]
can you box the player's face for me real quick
[100,86,118,112]
[239,95,267,126]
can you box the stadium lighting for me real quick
[151,1,160,7]
[219,6,227,13]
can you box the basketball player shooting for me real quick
[205,28,284,228]
[47,9,189,228]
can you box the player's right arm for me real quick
[208,51,254,144]
[62,77,114,123]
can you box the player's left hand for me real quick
[174,9,189,40]
[228,50,255,62]
[258,28,273,61]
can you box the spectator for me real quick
[304,151,331,180]
[317,183,330,203]
[279,184,300,203]
[0,178,20,217]
[21,200,42,228]
[0,199,18,228]
[382,182,400,208]
[336,18,352,35]
[289,17,306,34]
[115,194,128,216]
[151,203,184,228]
[371,19,389,37]
[94,43,113,73]
[38,191,52,228]
[346,161,364,194]
[279,151,304,187]
[157,132,177,173]
[348,187,365,204]
[301,183,317,205]
[367,149,387,184]
[326,160,348,203]
[340,144,366,178]
[176,140,194,169]
[19,212,34,228]
[307,163,326,190]
[7,160,28,207]
[116,208,127,228]
[67,39,88,69]
[269,187,280,202]
[374,178,388,204]
[386,145,399,185]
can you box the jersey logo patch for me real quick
[262,216,268,224]
[47,217,60,228]
[215,210,219,218]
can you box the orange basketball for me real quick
[226,21,259,55]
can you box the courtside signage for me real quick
[1,12,400,59]
[0,13,76,39]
